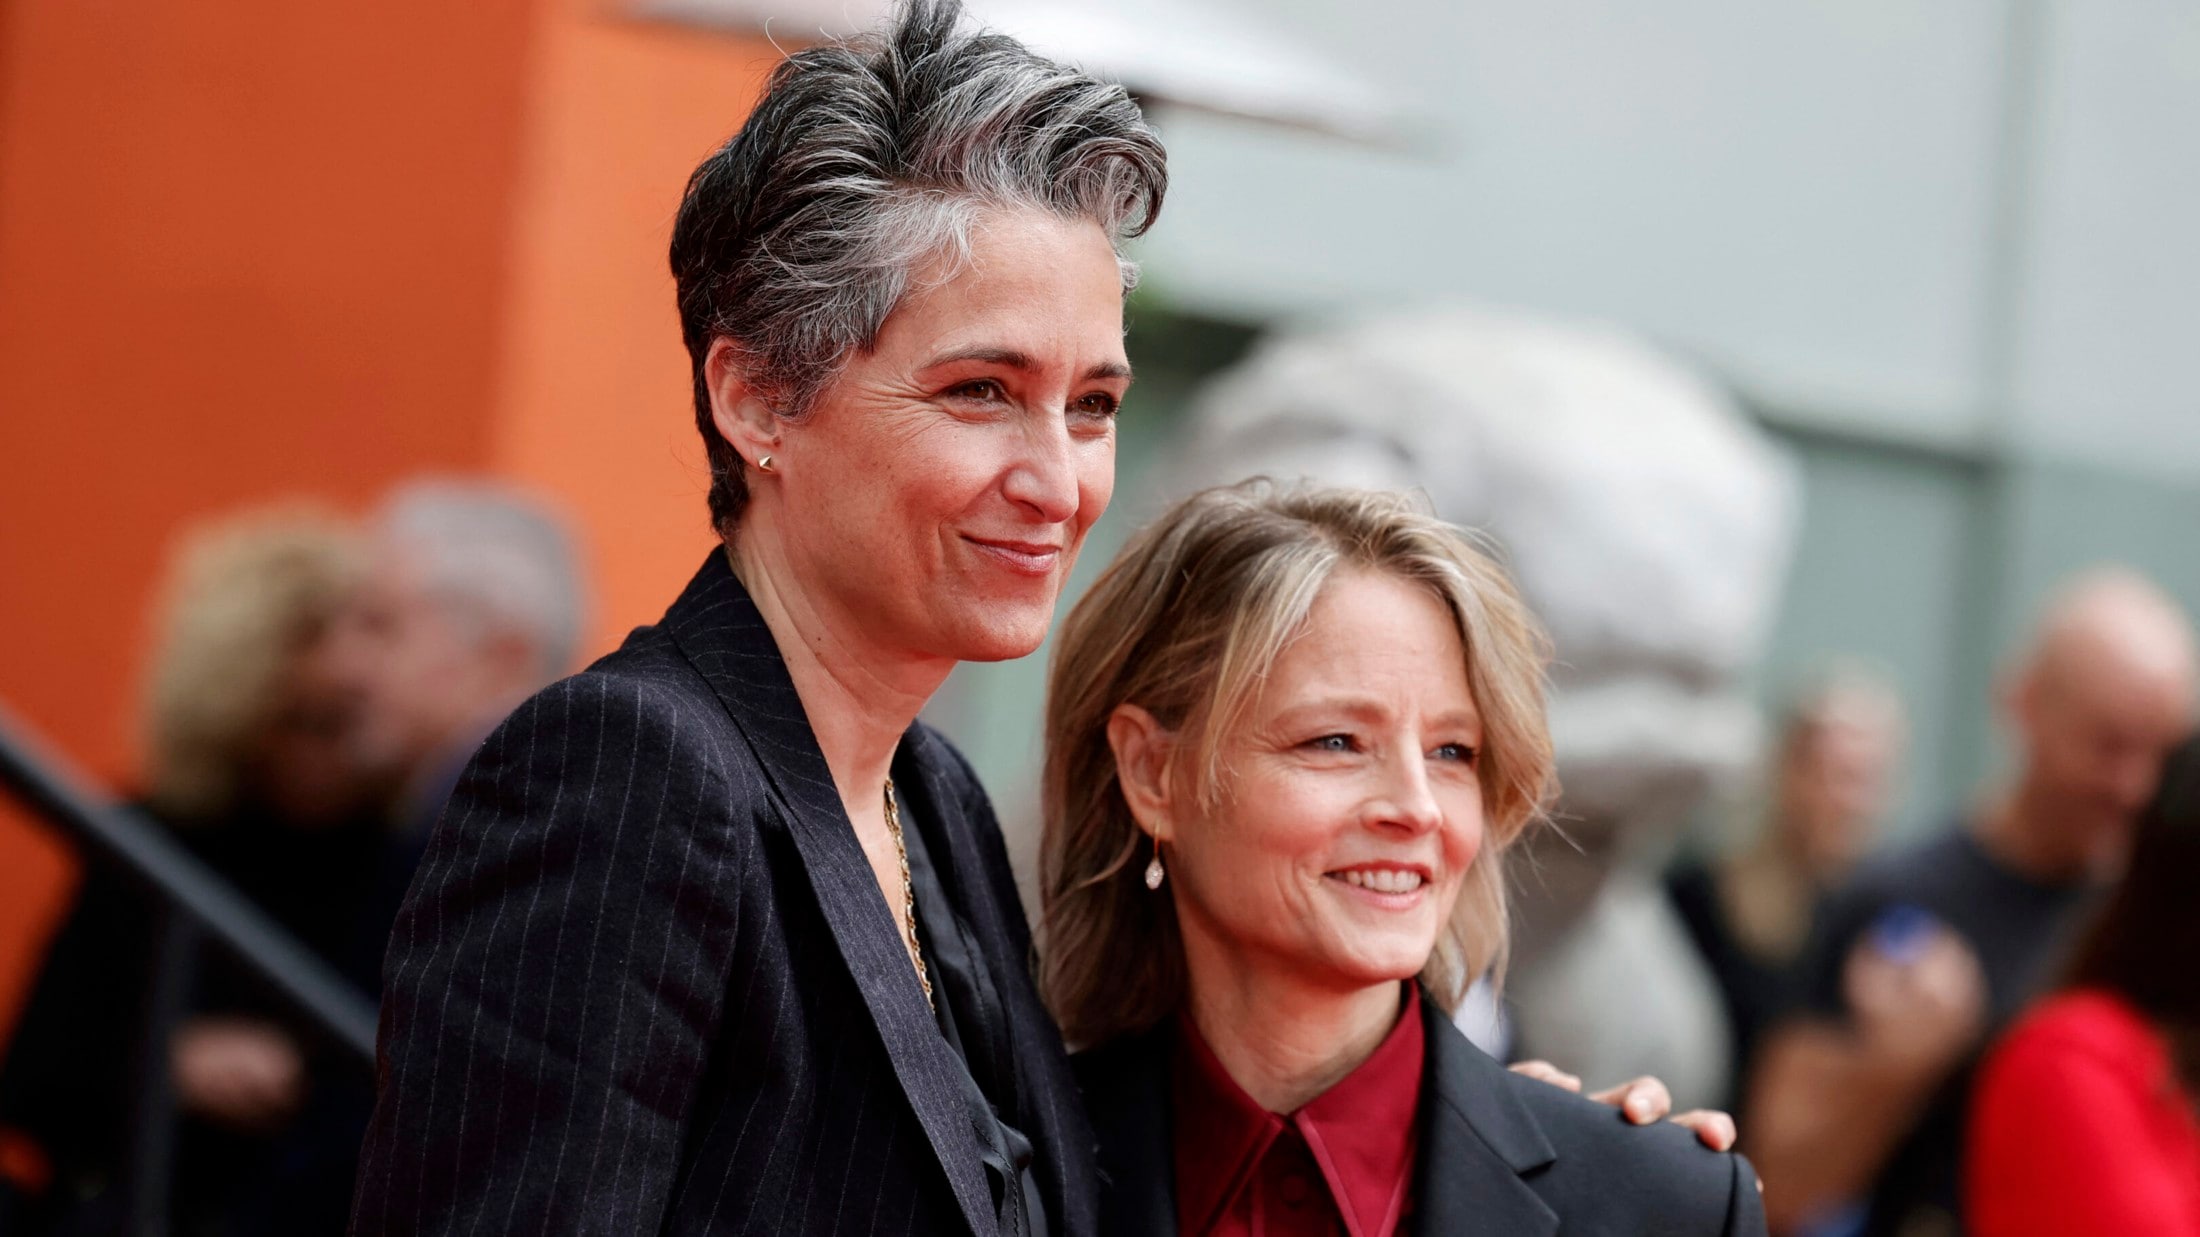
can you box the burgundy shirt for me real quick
[1171,985,1426,1237]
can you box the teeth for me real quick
[1338,869,1425,894]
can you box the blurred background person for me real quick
[1164,304,1797,1106]
[324,478,588,992]
[1668,665,1908,1105]
[0,481,585,1235]
[342,479,587,834]
[1966,732,2200,1237]
[0,506,393,1236]
[1746,568,2198,1235]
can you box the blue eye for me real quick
[1433,743,1479,764]
[1309,734,1355,753]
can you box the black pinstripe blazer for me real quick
[350,550,1097,1236]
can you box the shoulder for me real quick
[475,643,748,788]
[1067,1028,1174,1207]
[1068,1024,1173,1160]
[1839,830,1964,904]
[1811,832,1968,949]
[1069,1024,1165,1093]
[1492,1068,1753,1225]
[1989,990,2163,1081]
[1418,1010,1757,1232]
[421,655,771,883]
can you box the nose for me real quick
[1000,415,1079,524]
[1370,748,1445,837]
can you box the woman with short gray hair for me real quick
[352,3,1160,1233]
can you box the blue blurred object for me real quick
[1865,902,1939,966]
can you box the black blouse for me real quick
[900,783,1050,1237]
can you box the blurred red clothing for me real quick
[1968,989,2200,1236]
[1172,985,1424,1237]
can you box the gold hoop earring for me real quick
[1144,835,1165,890]
[755,454,775,473]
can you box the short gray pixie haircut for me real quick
[669,0,1167,531]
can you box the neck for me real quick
[1974,783,2089,884]
[724,533,952,809]
[1720,837,1819,960]
[1180,925,1405,1114]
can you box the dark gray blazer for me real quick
[350,551,1096,1236]
[1073,988,1767,1236]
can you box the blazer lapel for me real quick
[1412,991,1559,1237]
[662,550,995,1237]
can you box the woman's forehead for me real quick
[879,215,1125,356]
[1254,582,1477,713]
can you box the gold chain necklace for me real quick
[883,779,934,1011]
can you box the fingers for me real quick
[1588,1076,1671,1124]
[171,1019,306,1132]
[1507,1060,1582,1092]
[1520,1066,1740,1149]
[1670,1108,1738,1151]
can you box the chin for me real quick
[937,608,1054,663]
[1329,941,1441,989]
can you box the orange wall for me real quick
[0,0,530,1043]
[0,0,539,784]
[486,9,782,650]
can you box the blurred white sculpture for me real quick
[1165,304,1798,1105]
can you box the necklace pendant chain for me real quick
[883,778,935,1012]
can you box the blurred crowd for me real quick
[1724,570,2199,1236]
[0,481,585,1236]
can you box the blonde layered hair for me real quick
[142,506,362,821]
[1039,481,1557,1047]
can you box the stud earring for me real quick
[1143,836,1165,890]
[756,454,775,473]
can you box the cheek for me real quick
[824,423,994,542]
[1184,773,1339,904]
[1441,795,1488,885]
[1075,437,1117,532]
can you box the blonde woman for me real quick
[1041,483,1765,1235]
[4,505,389,1234]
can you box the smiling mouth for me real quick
[1327,868,1429,895]
[963,536,1062,576]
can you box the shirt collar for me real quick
[1171,983,1427,1237]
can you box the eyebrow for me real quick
[1276,695,1484,731]
[919,346,1133,385]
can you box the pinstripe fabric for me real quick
[351,551,1098,1236]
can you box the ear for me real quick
[1106,702,1178,842]
[705,337,781,467]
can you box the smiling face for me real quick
[1166,568,1488,994]
[727,207,1129,665]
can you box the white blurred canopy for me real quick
[635,0,1405,142]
